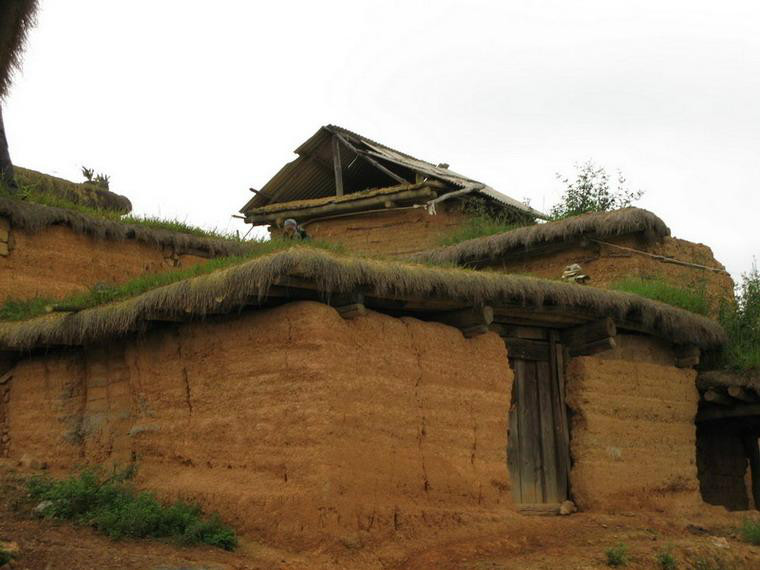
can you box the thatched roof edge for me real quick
[0,197,249,258]
[0,247,726,352]
[411,208,671,266]
[0,0,38,98]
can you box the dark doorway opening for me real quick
[697,417,760,511]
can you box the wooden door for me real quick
[506,330,571,507]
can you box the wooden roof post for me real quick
[332,134,343,197]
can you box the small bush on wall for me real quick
[551,160,643,220]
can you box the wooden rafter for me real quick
[332,135,343,197]
[332,131,409,186]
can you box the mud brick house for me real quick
[239,125,545,257]
[0,123,758,549]
[0,244,739,543]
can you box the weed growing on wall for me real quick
[439,196,531,246]
[656,547,678,570]
[611,277,709,316]
[740,518,760,545]
[605,543,629,567]
[28,469,237,550]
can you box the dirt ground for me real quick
[1,465,758,570]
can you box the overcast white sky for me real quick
[4,0,759,280]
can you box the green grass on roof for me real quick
[610,277,709,316]
[0,238,345,322]
[1,181,239,241]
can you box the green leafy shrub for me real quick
[740,518,760,545]
[611,277,709,316]
[656,548,677,570]
[81,166,111,190]
[0,548,12,565]
[605,543,629,567]
[27,469,237,550]
[551,160,643,220]
[720,264,760,370]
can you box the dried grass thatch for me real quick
[0,247,726,352]
[697,370,760,392]
[0,0,38,98]
[16,167,133,214]
[0,197,249,258]
[412,208,671,266]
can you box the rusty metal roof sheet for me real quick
[240,125,546,220]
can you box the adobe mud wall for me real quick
[0,218,208,303]
[2,301,513,545]
[272,206,471,257]
[565,335,701,511]
[489,235,733,317]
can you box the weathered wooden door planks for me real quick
[506,331,570,506]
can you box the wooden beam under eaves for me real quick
[332,135,344,197]
[436,305,494,338]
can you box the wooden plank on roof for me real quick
[246,186,436,224]
[333,131,409,185]
[332,135,343,197]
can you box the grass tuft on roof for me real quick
[0,246,726,352]
[0,191,251,258]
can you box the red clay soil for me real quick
[2,463,759,570]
